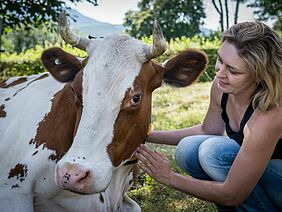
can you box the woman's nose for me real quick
[215,65,226,78]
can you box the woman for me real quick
[135,21,282,211]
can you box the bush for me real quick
[0,36,219,82]
[0,44,87,81]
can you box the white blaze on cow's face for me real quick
[56,35,149,193]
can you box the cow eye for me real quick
[131,94,142,105]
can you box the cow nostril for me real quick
[77,170,90,184]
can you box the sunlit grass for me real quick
[152,82,211,130]
[129,82,217,211]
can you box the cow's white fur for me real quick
[0,34,146,211]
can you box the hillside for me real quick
[68,9,124,37]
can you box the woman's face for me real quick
[215,41,256,96]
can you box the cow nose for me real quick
[56,162,91,193]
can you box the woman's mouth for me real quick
[218,79,229,87]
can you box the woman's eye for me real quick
[131,94,141,105]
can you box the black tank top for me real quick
[221,93,282,159]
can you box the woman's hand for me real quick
[135,144,174,186]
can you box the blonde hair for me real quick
[221,21,282,111]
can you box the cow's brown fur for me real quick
[163,49,208,87]
[0,104,6,118]
[0,77,27,88]
[8,164,28,180]
[41,47,83,83]
[108,62,163,166]
[30,83,82,162]
[11,74,49,98]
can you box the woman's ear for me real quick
[163,49,208,87]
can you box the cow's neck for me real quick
[31,83,82,162]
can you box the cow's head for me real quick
[41,13,207,194]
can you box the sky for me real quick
[66,0,274,30]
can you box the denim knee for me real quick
[198,137,240,181]
[259,159,282,209]
[174,135,214,180]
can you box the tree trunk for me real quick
[225,0,229,29]
[234,0,240,24]
[212,0,224,32]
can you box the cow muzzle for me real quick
[55,161,112,194]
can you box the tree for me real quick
[212,0,247,32]
[248,0,282,31]
[0,0,99,53]
[1,22,59,53]
[123,0,206,41]
[0,0,98,32]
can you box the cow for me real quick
[0,13,207,211]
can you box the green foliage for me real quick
[0,44,86,80]
[129,83,216,211]
[1,23,60,54]
[247,0,282,31]
[0,36,220,82]
[0,0,98,32]
[248,0,282,20]
[124,0,206,41]
[273,16,282,32]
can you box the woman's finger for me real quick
[135,151,149,163]
[137,161,153,175]
[137,145,158,163]
[154,150,168,161]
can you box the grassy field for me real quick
[129,82,217,212]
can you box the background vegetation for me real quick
[124,0,206,40]
[0,36,219,81]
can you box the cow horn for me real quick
[145,20,167,60]
[58,12,90,51]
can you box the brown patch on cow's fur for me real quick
[0,77,27,88]
[11,74,49,98]
[8,164,28,181]
[107,61,163,166]
[35,73,49,81]
[30,83,82,162]
[0,104,7,118]
[71,70,83,105]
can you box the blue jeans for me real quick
[174,135,282,212]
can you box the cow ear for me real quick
[41,47,83,83]
[163,49,208,87]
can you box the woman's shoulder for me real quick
[253,103,282,122]
[248,103,282,138]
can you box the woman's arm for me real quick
[136,104,282,206]
[147,78,225,146]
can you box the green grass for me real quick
[128,82,217,212]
